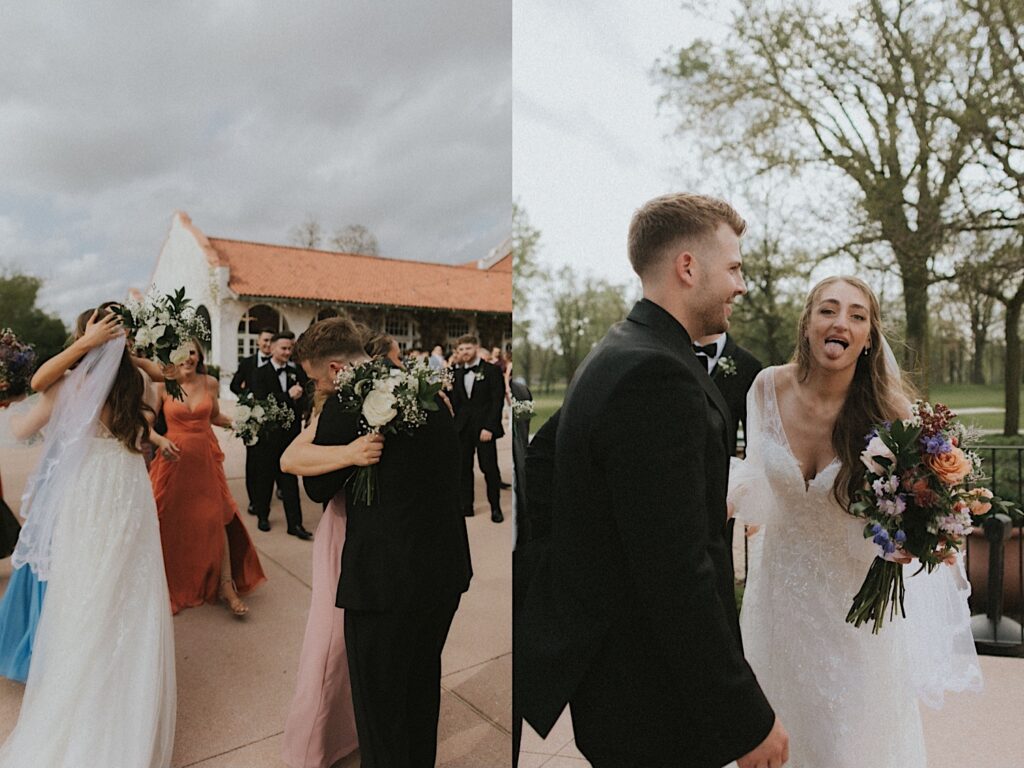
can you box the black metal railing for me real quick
[966,445,1024,656]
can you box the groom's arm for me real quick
[303,398,361,503]
[599,356,775,759]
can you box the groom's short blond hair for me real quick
[294,316,366,362]
[628,193,746,278]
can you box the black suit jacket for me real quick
[711,335,763,456]
[304,395,473,612]
[449,360,505,440]
[230,353,270,396]
[252,361,309,443]
[515,300,774,765]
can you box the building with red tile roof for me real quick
[149,212,511,392]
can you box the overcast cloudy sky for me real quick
[513,0,850,290]
[0,1,511,321]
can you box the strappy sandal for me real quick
[218,579,249,617]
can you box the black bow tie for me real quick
[465,363,480,372]
[693,342,718,358]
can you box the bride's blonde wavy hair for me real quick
[791,276,915,508]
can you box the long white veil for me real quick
[880,335,983,707]
[11,336,126,581]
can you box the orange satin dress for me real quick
[149,392,266,614]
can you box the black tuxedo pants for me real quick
[344,594,461,768]
[250,437,303,529]
[243,445,275,509]
[458,431,501,512]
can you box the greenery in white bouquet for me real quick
[230,392,295,446]
[112,288,210,400]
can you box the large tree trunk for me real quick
[1004,300,1022,436]
[972,321,988,385]
[901,263,932,397]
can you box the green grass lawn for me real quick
[930,383,1022,434]
[526,382,1023,437]
[529,384,566,432]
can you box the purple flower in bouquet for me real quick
[923,435,952,456]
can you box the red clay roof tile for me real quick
[207,238,511,314]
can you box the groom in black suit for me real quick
[250,331,312,539]
[516,194,787,768]
[295,317,472,768]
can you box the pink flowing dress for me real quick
[282,493,358,767]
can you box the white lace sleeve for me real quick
[900,553,983,708]
[728,370,780,527]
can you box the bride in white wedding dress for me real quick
[729,276,981,768]
[0,306,175,768]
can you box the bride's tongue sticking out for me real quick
[824,339,847,360]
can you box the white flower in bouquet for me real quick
[234,404,252,422]
[334,358,445,505]
[363,388,398,427]
[169,344,191,366]
[860,435,896,475]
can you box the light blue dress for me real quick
[0,564,47,683]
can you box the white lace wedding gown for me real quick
[729,367,981,768]
[0,429,176,768]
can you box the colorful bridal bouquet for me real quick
[847,401,1020,633]
[230,392,295,446]
[334,358,445,505]
[0,329,37,403]
[112,288,210,400]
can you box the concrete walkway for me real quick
[0,424,512,767]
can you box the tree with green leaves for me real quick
[512,202,547,385]
[0,273,69,365]
[550,267,632,384]
[659,0,991,392]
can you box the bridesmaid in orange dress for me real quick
[149,339,266,616]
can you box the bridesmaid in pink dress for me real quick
[279,406,383,768]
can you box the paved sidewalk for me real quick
[0,425,513,767]
[521,649,1024,767]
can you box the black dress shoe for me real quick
[463,507,475,517]
[288,526,313,540]
[499,481,511,490]
[247,504,256,516]
[257,517,270,532]
[491,509,504,523]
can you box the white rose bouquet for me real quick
[230,392,295,446]
[334,357,446,505]
[112,287,210,400]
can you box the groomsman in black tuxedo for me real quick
[692,332,763,456]
[516,194,786,768]
[295,316,472,768]
[449,334,506,523]
[230,327,275,395]
[231,328,275,514]
[251,331,312,539]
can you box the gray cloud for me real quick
[0,0,511,320]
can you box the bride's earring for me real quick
[863,347,871,356]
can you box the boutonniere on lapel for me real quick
[474,369,486,382]
[716,356,737,377]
